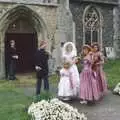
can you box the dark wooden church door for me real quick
[5,33,37,73]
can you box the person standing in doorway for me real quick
[8,40,18,80]
[35,40,49,95]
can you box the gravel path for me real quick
[71,91,120,120]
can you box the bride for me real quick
[62,42,80,97]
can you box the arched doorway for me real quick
[5,17,38,73]
[0,5,48,78]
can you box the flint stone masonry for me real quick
[70,0,118,5]
[70,0,116,51]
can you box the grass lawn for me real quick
[0,59,120,119]
[0,81,32,120]
[0,74,58,120]
[104,59,120,89]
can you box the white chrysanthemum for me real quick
[28,98,87,120]
[113,83,120,95]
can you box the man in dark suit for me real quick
[35,40,49,95]
[7,40,18,80]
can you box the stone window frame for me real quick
[83,5,103,49]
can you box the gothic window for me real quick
[83,6,102,46]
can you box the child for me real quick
[58,62,73,101]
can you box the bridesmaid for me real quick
[91,43,107,96]
[58,62,73,101]
[79,45,100,104]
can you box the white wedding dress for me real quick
[62,54,80,96]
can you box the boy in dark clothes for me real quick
[35,40,49,95]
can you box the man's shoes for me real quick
[9,77,18,80]
[15,77,19,80]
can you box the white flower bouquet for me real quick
[113,83,120,95]
[28,98,87,120]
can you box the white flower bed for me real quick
[113,83,120,95]
[28,98,87,120]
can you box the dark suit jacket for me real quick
[35,49,49,77]
[6,47,17,65]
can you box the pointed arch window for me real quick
[83,6,102,47]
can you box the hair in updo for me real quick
[82,44,92,52]
[91,42,100,51]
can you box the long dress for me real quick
[92,52,107,95]
[62,54,80,96]
[79,54,100,101]
[58,68,73,97]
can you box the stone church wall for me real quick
[70,1,114,50]
[114,0,120,57]
[0,2,58,78]
[52,0,75,68]
[70,0,118,5]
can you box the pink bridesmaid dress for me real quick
[79,54,100,101]
[93,52,107,95]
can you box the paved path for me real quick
[20,84,120,120]
[21,84,57,97]
[71,91,120,120]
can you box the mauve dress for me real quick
[79,55,100,101]
[93,52,107,95]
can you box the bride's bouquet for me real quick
[75,56,81,64]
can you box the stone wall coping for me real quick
[70,0,118,5]
[0,0,58,7]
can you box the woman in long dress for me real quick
[91,43,107,96]
[62,42,80,97]
[79,45,100,104]
[58,62,73,100]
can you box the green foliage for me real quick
[49,74,59,84]
[33,91,55,103]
